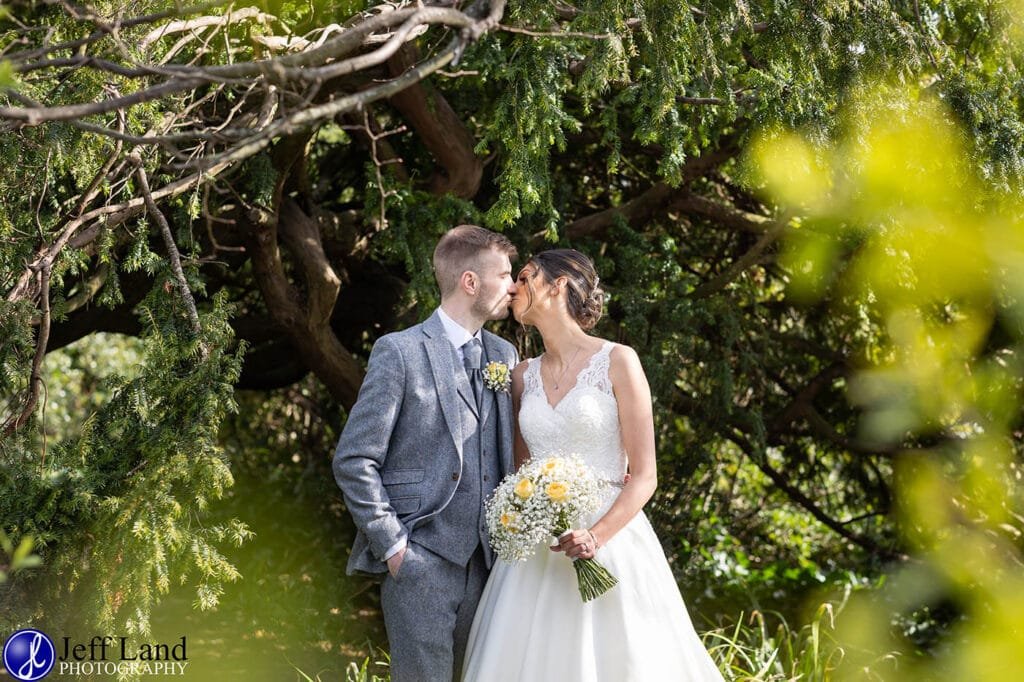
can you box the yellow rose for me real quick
[500,512,518,528]
[541,459,562,475]
[545,481,569,502]
[514,478,535,499]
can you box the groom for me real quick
[333,225,519,682]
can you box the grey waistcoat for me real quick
[414,348,503,567]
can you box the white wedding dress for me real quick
[461,342,725,681]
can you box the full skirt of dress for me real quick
[461,509,725,682]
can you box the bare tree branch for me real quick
[497,23,617,40]
[669,189,774,234]
[1,4,496,126]
[184,36,466,171]
[2,264,51,437]
[2,2,509,310]
[690,215,788,299]
[1,78,208,126]
[4,0,231,62]
[133,154,204,340]
[555,144,740,244]
[732,429,900,559]
[670,386,900,559]
[139,7,278,48]
[7,156,234,304]
[342,109,406,229]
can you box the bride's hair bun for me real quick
[530,249,605,331]
[578,281,605,331]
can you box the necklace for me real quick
[547,345,583,390]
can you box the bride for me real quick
[461,249,725,681]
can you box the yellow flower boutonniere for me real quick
[483,361,512,393]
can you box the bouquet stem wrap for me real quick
[556,523,619,602]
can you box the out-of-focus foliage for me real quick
[0,529,41,583]
[38,333,143,440]
[753,82,1024,678]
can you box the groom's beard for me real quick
[472,291,512,321]
[477,302,511,321]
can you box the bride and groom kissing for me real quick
[333,225,724,681]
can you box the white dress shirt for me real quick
[437,306,483,361]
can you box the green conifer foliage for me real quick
[1,283,251,643]
[1,0,1023,669]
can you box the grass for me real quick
[294,650,389,682]
[706,604,845,681]
[703,592,898,681]
[291,595,898,681]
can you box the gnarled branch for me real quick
[386,44,483,198]
[245,198,365,408]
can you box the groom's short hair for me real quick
[433,225,517,297]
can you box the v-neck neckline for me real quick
[538,342,610,411]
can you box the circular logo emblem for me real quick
[3,629,55,681]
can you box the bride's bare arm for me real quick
[511,360,531,471]
[555,344,657,557]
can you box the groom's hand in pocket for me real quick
[387,547,407,578]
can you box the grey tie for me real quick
[462,337,484,410]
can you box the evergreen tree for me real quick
[1,0,1022,672]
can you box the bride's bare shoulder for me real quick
[607,343,646,381]
[510,359,531,398]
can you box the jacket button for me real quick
[483,475,490,482]
[452,472,460,481]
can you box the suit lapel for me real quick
[422,313,466,459]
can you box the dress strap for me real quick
[522,357,543,398]
[576,341,615,396]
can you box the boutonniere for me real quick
[482,361,512,393]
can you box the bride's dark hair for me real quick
[521,249,605,331]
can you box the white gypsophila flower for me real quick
[484,454,612,562]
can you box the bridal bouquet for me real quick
[485,454,618,601]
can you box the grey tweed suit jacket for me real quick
[333,310,517,575]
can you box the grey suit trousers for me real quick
[381,542,489,682]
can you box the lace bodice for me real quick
[518,341,627,482]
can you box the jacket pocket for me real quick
[389,496,421,515]
[381,468,425,486]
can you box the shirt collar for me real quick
[436,306,482,350]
